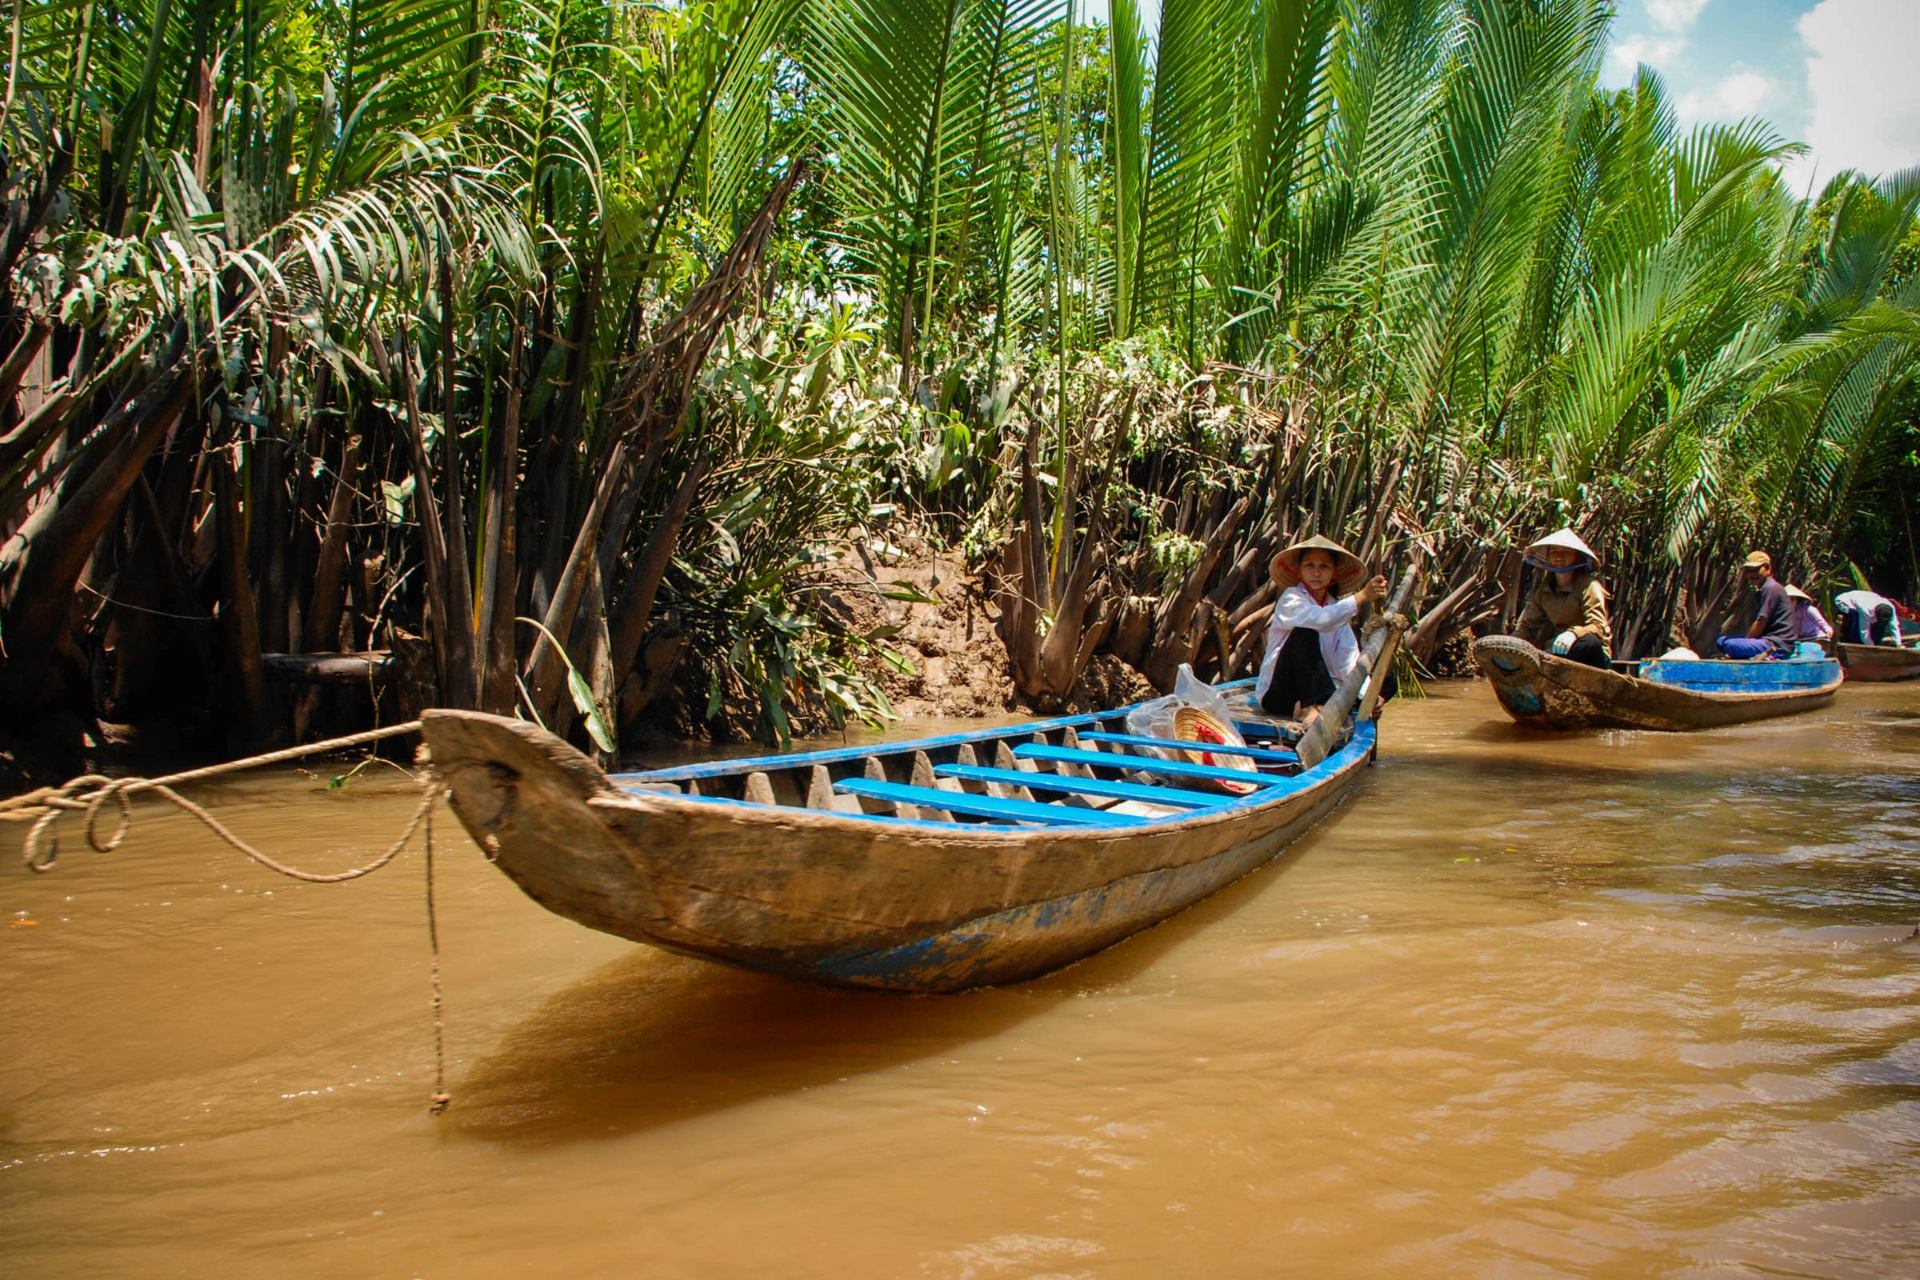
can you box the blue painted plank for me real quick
[832,777,1144,827]
[935,764,1231,809]
[1013,743,1284,788]
[1076,731,1299,764]
[613,680,1259,784]
[1639,656,1840,692]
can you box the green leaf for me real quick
[567,666,617,754]
[516,616,616,754]
[380,476,416,525]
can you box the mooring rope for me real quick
[15,721,425,872]
[10,719,458,1111]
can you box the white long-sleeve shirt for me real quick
[1254,585,1360,701]
[1835,590,1904,640]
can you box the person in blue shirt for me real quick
[1718,551,1796,660]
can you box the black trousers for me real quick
[1260,627,1335,716]
[1839,606,1895,646]
[1562,633,1611,669]
[1259,627,1398,717]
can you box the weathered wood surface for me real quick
[421,694,1375,992]
[1472,636,1842,732]
[1836,642,1920,682]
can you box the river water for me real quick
[4,680,1919,1278]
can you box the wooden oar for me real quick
[1295,566,1420,769]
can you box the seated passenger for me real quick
[1718,551,1795,660]
[1515,528,1611,669]
[1255,536,1389,725]
[1784,585,1832,641]
[1834,588,1904,646]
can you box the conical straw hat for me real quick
[1172,706,1262,795]
[1524,527,1600,570]
[1269,534,1366,590]
[1783,583,1811,602]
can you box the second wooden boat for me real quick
[422,683,1377,993]
[1472,635,1843,731]
[1835,640,1920,682]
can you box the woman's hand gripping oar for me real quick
[1294,566,1421,769]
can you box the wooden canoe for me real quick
[1472,635,1843,731]
[1835,641,1920,682]
[421,682,1378,993]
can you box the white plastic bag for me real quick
[1171,664,1259,785]
[1173,663,1236,724]
[1123,695,1183,760]
[1123,665,1260,788]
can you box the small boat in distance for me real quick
[1472,636,1843,731]
[422,681,1377,993]
[1834,640,1920,683]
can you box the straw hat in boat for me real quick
[1270,534,1366,591]
[1524,527,1600,571]
[1172,705,1261,796]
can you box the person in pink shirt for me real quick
[1784,584,1831,641]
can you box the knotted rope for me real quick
[15,721,425,872]
[10,720,457,1112]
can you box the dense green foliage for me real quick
[1,0,1915,754]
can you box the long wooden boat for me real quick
[1835,640,1920,682]
[1472,635,1843,731]
[421,681,1378,993]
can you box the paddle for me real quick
[1294,566,1421,769]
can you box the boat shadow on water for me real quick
[448,820,1341,1145]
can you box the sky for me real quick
[1603,0,1920,190]
[1089,0,1920,190]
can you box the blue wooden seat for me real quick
[1074,731,1298,764]
[935,764,1230,810]
[832,777,1143,827]
[1013,744,1285,788]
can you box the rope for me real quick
[13,718,455,1111]
[424,797,450,1114]
[16,721,424,870]
[78,580,217,623]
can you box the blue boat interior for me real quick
[606,679,1373,831]
[1638,655,1841,694]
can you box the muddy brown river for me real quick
[4,680,1919,1277]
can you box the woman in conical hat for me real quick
[1269,534,1368,592]
[1783,583,1832,642]
[1514,527,1612,668]
[1255,535,1389,725]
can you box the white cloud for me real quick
[1607,33,1685,84]
[1678,68,1774,122]
[1795,0,1920,183]
[1645,0,1712,34]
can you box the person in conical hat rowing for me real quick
[1514,528,1612,669]
[1255,535,1390,726]
[1784,584,1832,642]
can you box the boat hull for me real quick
[1836,641,1920,682]
[1472,636,1842,731]
[422,708,1376,992]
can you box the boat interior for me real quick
[1637,654,1840,693]
[606,681,1365,831]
